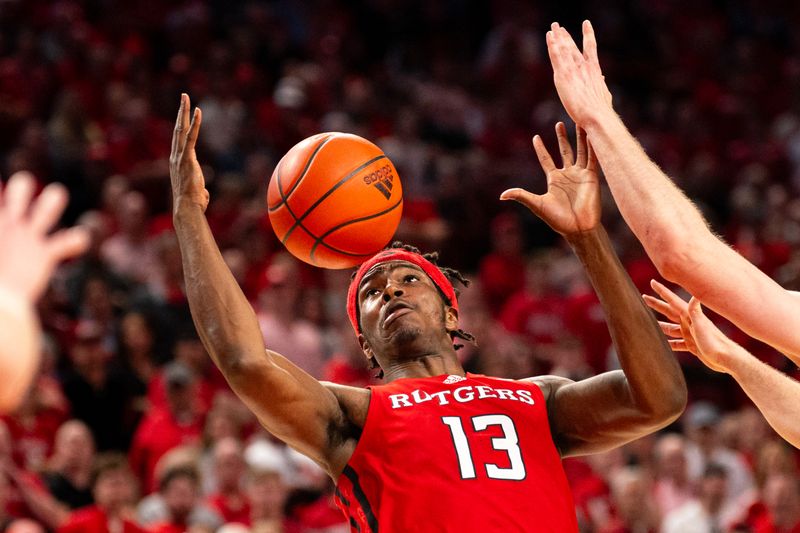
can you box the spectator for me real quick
[42,420,95,510]
[61,319,134,451]
[139,464,222,533]
[652,433,694,517]
[100,191,159,285]
[661,464,729,533]
[57,453,145,533]
[205,438,249,525]
[130,362,204,493]
[683,402,755,508]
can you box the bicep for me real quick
[224,350,347,469]
[672,238,800,360]
[548,372,666,457]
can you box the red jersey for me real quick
[335,373,577,532]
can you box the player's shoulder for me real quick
[518,375,575,402]
[321,381,370,428]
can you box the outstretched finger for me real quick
[642,294,680,322]
[667,339,690,352]
[29,183,69,234]
[650,279,689,314]
[582,21,602,70]
[46,226,90,264]
[184,107,203,153]
[558,26,585,68]
[658,320,683,338]
[575,126,587,168]
[532,135,557,175]
[177,94,193,153]
[171,94,187,156]
[555,122,574,167]
[499,188,546,217]
[3,172,36,220]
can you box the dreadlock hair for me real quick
[352,241,478,379]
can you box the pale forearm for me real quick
[173,202,266,373]
[724,345,800,448]
[568,226,686,418]
[584,113,713,274]
[0,285,41,412]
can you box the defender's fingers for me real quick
[549,22,576,70]
[642,293,680,322]
[575,126,587,168]
[658,321,683,338]
[184,107,203,153]
[532,135,557,174]
[29,183,69,234]
[555,122,574,167]
[582,20,602,72]
[668,339,689,352]
[3,172,36,220]
[558,26,585,67]
[650,279,689,310]
[46,227,90,263]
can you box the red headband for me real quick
[346,249,459,336]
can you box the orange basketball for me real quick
[267,132,403,269]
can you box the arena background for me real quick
[0,0,798,531]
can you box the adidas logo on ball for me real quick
[362,164,395,200]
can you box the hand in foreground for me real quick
[0,172,89,301]
[170,93,209,213]
[546,21,614,127]
[501,122,600,237]
[643,279,742,373]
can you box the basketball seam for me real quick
[309,198,403,263]
[281,154,388,245]
[269,134,334,212]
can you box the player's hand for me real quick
[501,122,600,237]
[0,172,89,301]
[643,279,740,373]
[170,93,209,214]
[547,21,614,127]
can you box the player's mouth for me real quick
[382,302,413,328]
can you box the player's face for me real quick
[357,261,456,354]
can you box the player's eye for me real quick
[404,274,419,283]
[365,287,381,297]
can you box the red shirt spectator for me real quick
[57,506,149,533]
[129,363,204,492]
[58,453,146,533]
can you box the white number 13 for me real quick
[442,414,526,480]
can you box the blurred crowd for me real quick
[1,0,799,531]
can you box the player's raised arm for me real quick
[502,123,686,456]
[169,94,354,476]
[546,20,800,363]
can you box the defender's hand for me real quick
[547,21,614,127]
[644,279,740,373]
[170,94,209,213]
[0,172,89,301]
[501,122,600,237]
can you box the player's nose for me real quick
[381,284,404,302]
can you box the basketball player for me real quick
[170,93,686,531]
[545,21,800,447]
[0,172,88,412]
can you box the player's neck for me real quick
[382,352,464,382]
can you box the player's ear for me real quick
[445,306,459,332]
[358,334,373,359]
